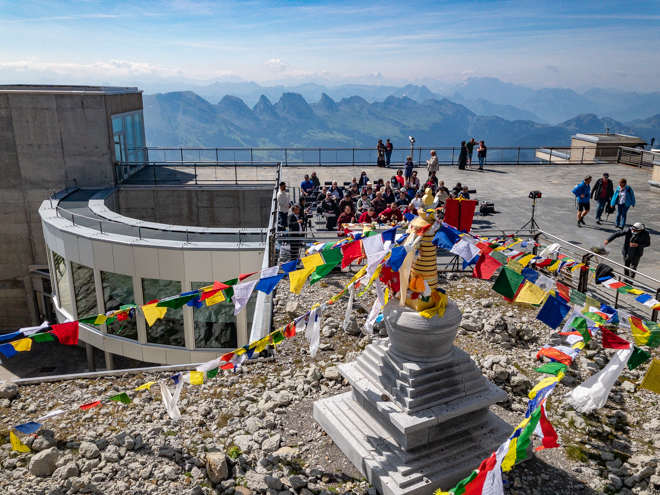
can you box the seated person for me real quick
[365,186,374,200]
[411,191,424,211]
[338,195,356,215]
[337,205,355,230]
[383,185,396,204]
[435,182,450,203]
[374,178,385,192]
[322,193,340,230]
[452,182,462,195]
[394,169,405,187]
[404,203,417,216]
[405,182,416,200]
[458,186,470,199]
[396,189,410,207]
[379,202,404,223]
[358,171,370,188]
[300,174,315,197]
[328,181,344,200]
[316,186,328,202]
[349,176,359,189]
[310,171,320,189]
[372,191,388,215]
[426,172,438,192]
[359,207,378,223]
[357,192,372,212]
[410,171,421,191]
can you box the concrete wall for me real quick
[0,90,142,330]
[116,188,273,228]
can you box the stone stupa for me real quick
[314,192,511,495]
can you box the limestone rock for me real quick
[323,366,341,381]
[52,461,79,480]
[31,434,57,452]
[262,434,281,453]
[79,441,101,459]
[29,446,60,477]
[206,452,229,483]
[0,381,18,399]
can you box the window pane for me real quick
[246,291,258,330]
[53,253,72,316]
[71,262,97,318]
[112,117,123,133]
[102,271,137,340]
[143,278,184,347]
[133,112,145,149]
[192,282,237,349]
[125,115,135,156]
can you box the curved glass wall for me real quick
[101,271,138,340]
[52,253,73,316]
[192,281,238,349]
[71,262,97,318]
[143,278,185,347]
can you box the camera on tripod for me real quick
[529,191,542,199]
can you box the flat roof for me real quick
[0,84,141,95]
[573,133,646,144]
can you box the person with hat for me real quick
[603,222,651,280]
[610,178,636,229]
[590,172,614,225]
[572,175,592,227]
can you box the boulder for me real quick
[52,461,79,480]
[289,475,308,490]
[206,452,229,483]
[245,470,268,493]
[29,446,60,477]
[0,381,18,400]
[323,367,341,381]
[79,441,101,459]
[116,432,135,450]
[31,434,57,452]
[261,434,281,453]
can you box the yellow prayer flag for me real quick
[254,338,268,353]
[301,253,324,270]
[289,266,315,294]
[529,376,559,399]
[547,260,561,272]
[507,260,523,274]
[572,341,586,350]
[627,288,645,295]
[205,291,226,306]
[142,303,168,327]
[10,431,30,452]
[583,296,601,313]
[570,263,585,272]
[189,371,204,385]
[501,437,519,472]
[134,381,157,391]
[640,359,660,395]
[11,338,32,352]
[518,254,535,267]
[515,281,546,305]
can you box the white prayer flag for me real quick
[36,409,66,422]
[450,239,480,262]
[362,234,385,256]
[159,380,184,420]
[232,280,258,316]
[260,266,279,278]
[305,307,322,358]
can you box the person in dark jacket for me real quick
[457,141,468,170]
[477,141,487,170]
[385,139,393,166]
[590,172,614,225]
[287,204,304,258]
[358,171,370,188]
[321,193,340,230]
[377,140,386,167]
[603,222,651,280]
[572,175,592,227]
[404,156,414,179]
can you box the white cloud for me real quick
[461,70,474,75]
[263,59,288,72]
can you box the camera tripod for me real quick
[517,197,540,234]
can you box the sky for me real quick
[1,0,659,92]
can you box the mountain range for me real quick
[143,91,660,149]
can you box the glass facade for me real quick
[71,262,97,318]
[53,253,73,316]
[143,278,185,347]
[102,271,138,340]
[112,110,146,181]
[192,282,238,349]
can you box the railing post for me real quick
[352,148,355,166]
[581,147,585,164]
[251,148,253,165]
[99,221,103,234]
[517,147,520,164]
[139,227,142,240]
[319,148,321,166]
[577,253,592,293]
[532,232,541,255]
[617,147,622,163]
[153,164,157,184]
[285,148,288,167]
[451,148,455,165]
[194,163,198,185]
[186,230,189,243]
[180,148,183,162]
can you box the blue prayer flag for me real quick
[14,421,41,434]
[0,343,17,359]
[381,227,398,244]
[388,246,408,272]
[536,294,571,329]
[636,293,653,304]
[432,226,459,250]
[255,274,286,295]
[395,233,409,245]
[521,267,539,283]
[170,373,181,385]
[403,213,415,221]
[186,295,204,309]
[0,331,21,343]
[462,254,480,270]
[280,260,299,273]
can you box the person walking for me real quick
[603,222,650,281]
[466,138,477,168]
[590,172,614,225]
[276,181,291,230]
[377,140,386,168]
[426,150,439,180]
[457,141,468,170]
[385,139,393,166]
[404,156,414,180]
[477,140,487,170]
[610,178,636,229]
[572,175,592,227]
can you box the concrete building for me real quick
[0,85,145,331]
[536,132,647,164]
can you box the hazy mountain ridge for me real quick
[143,91,660,149]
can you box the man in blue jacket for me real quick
[610,178,636,229]
[572,175,592,228]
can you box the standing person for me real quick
[321,193,340,230]
[610,178,636,229]
[572,175,592,227]
[377,140,386,167]
[603,223,650,281]
[591,172,614,225]
[276,181,291,230]
[457,141,468,170]
[287,204,304,258]
[358,171,370,188]
[477,141,487,170]
[385,139,393,166]
[404,156,414,180]
[466,138,477,168]
[426,150,439,179]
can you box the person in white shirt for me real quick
[276,182,291,229]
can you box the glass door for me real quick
[114,133,128,180]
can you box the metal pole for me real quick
[577,254,592,293]
[581,147,585,164]
[451,148,455,165]
[517,147,520,164]
[139,227,142,240]
[319,148,321,166]
[85,342,96,372]
[99,221,103,234]
[194,163,198,184]
[353,148,355,166]
[251,148,253,164]
[153,164,157,184]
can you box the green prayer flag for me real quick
[569,289,587,306]
[206,368,219,379]
[79,316,100,324]
[583,312,606,325]
[321,248,343,265]
[364,230,379,237]
[31,333,55,343]
[310,262,339,285]
[272,330,285,344]
[628,346,652,370]
[617,285,633,294]
[492,267,524,300]
[225,278,239,287]
[119,304,136,310]
[157,294,196,310]
[571,317,591,343]
[449,468,478,495]
[106,316,117,324]
[224,287,234,301]
[534,362,568,375]
[644,320,660,348]
[515,406,543,463]
[109,392,132,405]
[490,250,508,264]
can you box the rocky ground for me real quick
[0,272,659,495]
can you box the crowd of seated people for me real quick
[275,170,473,233]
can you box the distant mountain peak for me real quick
[311,93,338,114]
[274,92,315,120]
[253,94,279,119]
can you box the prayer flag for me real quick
[534,362,568,375]
[14,421,41,435]
[492,267,524,300]
[489,249,508,264]
[432,226,460,250]
[109,392,132,404]
[79,401,101,410]
[341,240,363,269]
[640,358,660,394]
[628,347,651,370]
[10,432,30,452]
[255,274,286,294]
[280,260,298,273]
[361,234,385,256]
[0,343,17,358]
[142,304,168,327]
[515,281,546,305]
[232,280,258,315]
[36,409,66,421]
[157,294,197,309]
[601,328,630,349]
[11,338,32,352]
[447,451,499,495]
[533,404,560,451]
[388,246,408,272]
[450,239,480,263]
[473,254,501,280]
[310,263,338,285]
[260,266,279,278]
[206,368,219,379]
[571,317,591,343]
[630,317,660,348]
[381,227,397,244]
[289,267,315,294]
[134,381,157,391]
[321,247,343,265]
[521,267,539,283]
[518,254,535,267]
[301,253,324,270]
[537,346,574,366]
[205,290,226,306]
[50,321,79,345]
[569,289,587,306]
[79,314,108,325]
[536,295,570,330]
[555,282,570,302]
[189,371,204,385]
[238,272,258,281]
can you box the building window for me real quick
[52,253,73,316]
[71,262,97,319]
[192,282,237,349]
[112,110,146,181]
[246,291,258,334]
[101,271,138,340]
[143,278,185,347]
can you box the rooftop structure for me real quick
[536,132,647,164]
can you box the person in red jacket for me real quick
[379,202,403,223]
[359,207,378,223]
[337,205,355,230]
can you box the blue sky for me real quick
[1,0,659,91]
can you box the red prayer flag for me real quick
[536,347,573,365]
[473,254,502,280]
[80,400,101,410]
[476,242,493,255]
[535,405,560,451]
[212,281,230,291]
[536,259,553,268]
[238,272,258,281]
[220,363,234,370]
[341,239,363,269]
[50,321,79,345]
[379,265,400,293]
[116,311,128,321]
[200,288,222,301]
[556,282,570,302]
[220,352,234,363]
[284,323,296,338]
[601,327,631,349]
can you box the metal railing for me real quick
[132,145,631,168]
[617,147,659,169]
